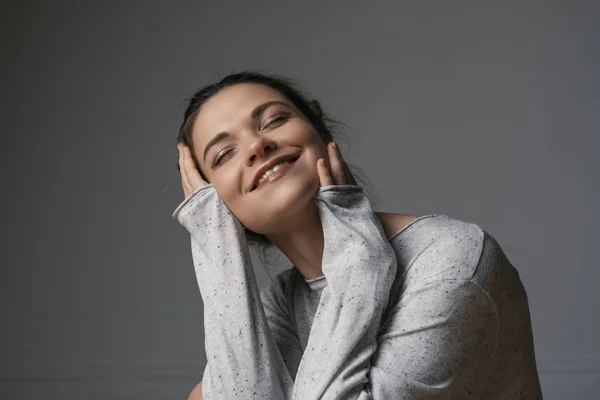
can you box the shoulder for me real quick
[375,212,421,240]
[374,212,481,244]
[387,214,487,283]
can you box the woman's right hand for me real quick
[178,143,208,199]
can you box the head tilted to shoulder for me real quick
[176,71,358,246]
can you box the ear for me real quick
[308,100,323,119]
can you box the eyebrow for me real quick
[202,100,292,163]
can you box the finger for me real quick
[344,163,358,185]
[183,145,208,189]
[184,146,208,186]
[331,142,358,186]
[178,144,192,197]
[317,157,333,187]
[327,142,346,185]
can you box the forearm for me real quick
[174,185,294,399]
[292,185,397,400]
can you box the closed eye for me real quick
[214,148,233,166]
[264,114,289,129]
[214,114,290,166]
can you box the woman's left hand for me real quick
[317,141,358,187]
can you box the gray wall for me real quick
[1,1,598,398]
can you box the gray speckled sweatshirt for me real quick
[172,184,542,399]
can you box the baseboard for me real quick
[1,358,599,382]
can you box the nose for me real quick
[246,134,278,166]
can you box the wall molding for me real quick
[1,359,599,382]
[0,365,202,382]
[536,358,600,374]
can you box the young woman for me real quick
[173,71,542,399]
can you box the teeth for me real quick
[257,160,292,185]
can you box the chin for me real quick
[242,176,318,235]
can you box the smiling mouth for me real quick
[251,155,300,191]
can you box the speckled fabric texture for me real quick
[173,184,542,399]
[173,183,294,399]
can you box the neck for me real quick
[265,201,324,281]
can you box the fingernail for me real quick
[331,142,337,149]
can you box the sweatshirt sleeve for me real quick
[291,184,398,400]
[172,184,294,399]
[366,279,499,399]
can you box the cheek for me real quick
[303,154,321,181]
[305,132,328,160]
[211,175,240,207]
[304,143,328,173]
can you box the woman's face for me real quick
[191,83,328,235]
